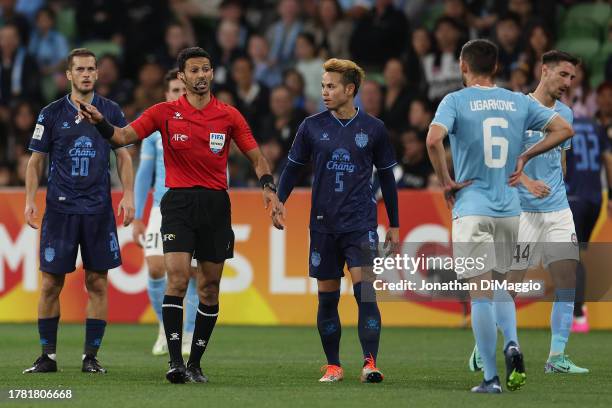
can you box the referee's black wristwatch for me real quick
[260,174,277,193]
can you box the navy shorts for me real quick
[39,209,121,274]
[309,229,379,280]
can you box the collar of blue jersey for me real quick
[329,106,360,128]
[65,92,97,112]
[472,84,497,90]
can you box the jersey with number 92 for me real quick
[431,86,558,218]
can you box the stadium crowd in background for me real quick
[0,0,610,189]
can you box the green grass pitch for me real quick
[1,324,611,407]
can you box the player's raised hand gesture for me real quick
[24,201,39,229]
[118,193,135,226]
[443,179,472,208]
[76,100,103,124]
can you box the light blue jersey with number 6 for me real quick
[431,86,558,218]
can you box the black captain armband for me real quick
[259,174,277,192]
[95,118,115,140]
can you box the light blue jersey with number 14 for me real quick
[431,86,558,219]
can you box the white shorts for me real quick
[452,215,519,279]
[511,208,580,270]
[145,206,197,267]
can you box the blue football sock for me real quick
[550,288,575,355]
[38,316,59,355]
[147,276,166,325]
[317,290,341,366]
[84,318,106,357]
[493,289,518,349]
[471,298,498,381]
[353,282,381,361]
[184,277,198,334]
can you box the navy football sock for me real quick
[38,316,59,356]
[317,290,341,366]
[354,282,381,361]
[84,318,106,357]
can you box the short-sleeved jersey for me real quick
[517,98,573,212]
[431,86,557,218]
[29,94,127,214]
[565,118,610,204]
[131,95,258,190]
[288,108,397,233]
[139,131,167,207]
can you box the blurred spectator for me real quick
[260,136,285,179]
[155,22,195,71]
[211,19,243,87]
[359,79,383,118]
[259,85,307,154]
[282,67,307,111]
[303,0,352,60]
[230,55,270,136]
[294,32,324,112]
[6,99,36,160]
[422,17,462,104]
[0,0,30,45]
[407,97,433,133]
[130,61,165,116]
[0,22,40,107]
[562,63,597,120]
[75,0,125,43]
[441,0,471,40]
[403,27,431,96]
[494,13,523,84]
[338,0,372,19]
[247,34,282,89]
[596,82,612,136]
[13,150,28,185]
[0,161,11,186]
[95,54,134,108]
[396,128,432,189]
[215,86,237,107]
[381,58,414,134]
[28,7,68,76]
[217,0,252,49]
[349,0,408,71]
[507,0,536,29]
[266,0,303,69]
[508,64,530,93]
[519,23,551,74]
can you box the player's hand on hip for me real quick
[527,179,550,198]
[118,194,135,226]
[509,155,528,186]
[271,202,286,230]
[24,202,39,229]
[443,179,472,208]
[132,219,146,247]
[76,100,103,124]
[384,227,400,256]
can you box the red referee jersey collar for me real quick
[178,94,216,114]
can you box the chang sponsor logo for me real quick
[326,148,355,172]
[69,136,96,158]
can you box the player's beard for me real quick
[190,79,209,96]
[73,81,95,95]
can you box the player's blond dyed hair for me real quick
[323,58,366,95]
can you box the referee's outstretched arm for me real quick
[76,100,140,146]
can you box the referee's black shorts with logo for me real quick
[160,187,234,263]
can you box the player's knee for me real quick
[166,273,189,293]
[146,257,166,279]
[85,273,108,296]
[40,277,63,299]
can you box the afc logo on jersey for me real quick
[209,132,226,154]
[172,133,189,142]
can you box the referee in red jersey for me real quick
[78,47,283,384]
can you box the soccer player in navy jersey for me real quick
[274,58,400,383]
[77,47,282,384]
[23,48,135,374]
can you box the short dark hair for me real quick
[542,50,580,67]
[164,68,180,91]
[460,39,498,76]
[67,48,96,69]
[36,6,56,22]
[497,12,521,27]
[232,54,254,71]
[177,47,212,72]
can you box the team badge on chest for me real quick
[209,132,226,154]
[355,131,368,148]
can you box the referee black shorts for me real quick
[160,187,234,263]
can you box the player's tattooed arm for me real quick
[115,147,135,226]
[77,101,140,146]
[24,152,46,229]
[426,124,472,207]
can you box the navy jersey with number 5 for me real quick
[288,108,397,233]
[29,94,127,214]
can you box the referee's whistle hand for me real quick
[76,100,103,124]
[24,203,39,229]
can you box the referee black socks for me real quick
[162,295,184,364]
[187,303,219,367]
